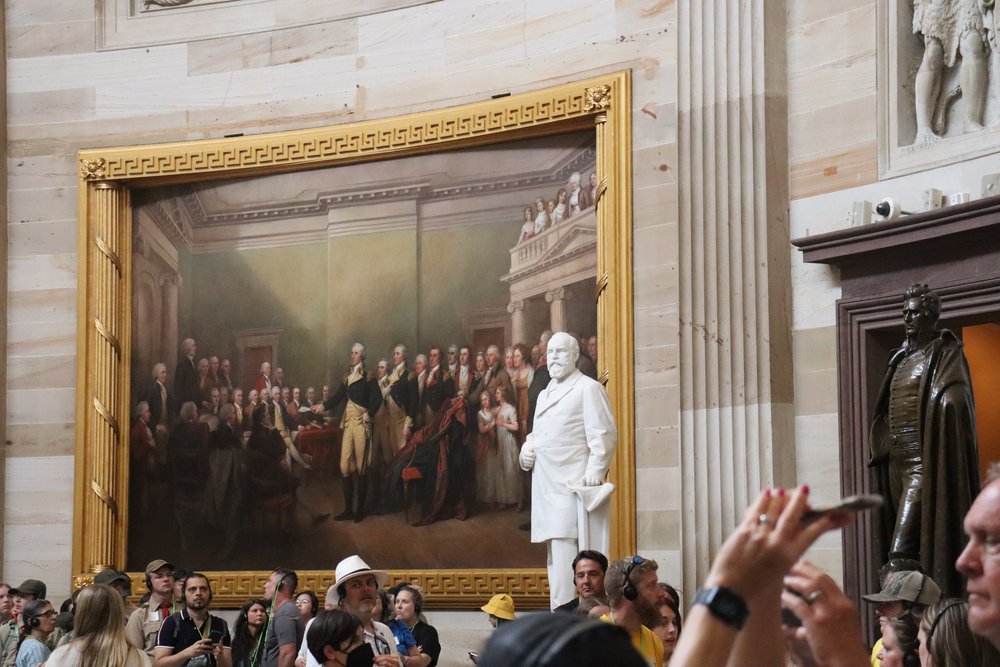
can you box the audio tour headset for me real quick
[622,556,644,601]
[24,600,48,629]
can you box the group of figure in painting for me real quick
[913,0,1000,141]
[128,330,602,555]
[515,170,597,245]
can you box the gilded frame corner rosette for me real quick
[74,71,635,609]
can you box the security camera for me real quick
[873,197,912,221]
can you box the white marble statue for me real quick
[913,0,988,142]
[519,331,617,610]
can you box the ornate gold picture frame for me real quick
[74,71,634,608]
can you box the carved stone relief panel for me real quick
[880,0,1000,176]
[98,0,440,50]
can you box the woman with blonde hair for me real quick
[45,584,150,667]
[918,598,1000,667]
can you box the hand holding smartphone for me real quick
[801,494,882,524]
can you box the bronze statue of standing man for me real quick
[869,283,980,597]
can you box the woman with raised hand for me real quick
[668,486,857,667]
[45,584,150,667]
[781,560,873,667]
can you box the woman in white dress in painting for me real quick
[552,188,568,225]
[493,385,523,507]
[475,390,498,507]
[517,206,535,245]
[533,198,550,235]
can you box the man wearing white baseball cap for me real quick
[330,555,399,666]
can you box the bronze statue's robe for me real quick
[869,329,980,597]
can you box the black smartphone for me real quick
[780,605,802,627]
[209,629,224,646]
[801,494,882,524]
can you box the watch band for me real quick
[693,586,749,630]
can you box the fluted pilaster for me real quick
[677,0,794,599]
[77,181,132,574]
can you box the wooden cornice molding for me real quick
[792,195,1000,267]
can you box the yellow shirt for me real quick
[871,638,882,667]
[600,613,665,667]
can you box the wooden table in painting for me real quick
[295,425,341,474]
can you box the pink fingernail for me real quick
[802,484,810,495]
[764,488,772,497]
[777,487,785,497]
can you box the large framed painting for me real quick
[73,72,635,608]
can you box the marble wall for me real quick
[3,0,680,635]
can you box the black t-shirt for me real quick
[553,598,580,614]
[411,621,441,667]
[156,608,231,665]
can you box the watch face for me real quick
[716,594,739,616]
[697,587,748,629]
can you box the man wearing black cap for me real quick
[127,559,175,658]
[11,579,46,630]
[94,568,137,617]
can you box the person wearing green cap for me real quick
[126,560,175,658]
[11,580,46,632]
[94,569,136,619]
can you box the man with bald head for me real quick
[520,331,617,610]
[958,463,1000,651]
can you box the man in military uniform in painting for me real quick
[387,345,414,451]
[314,343,383,522]
[869,283,981,597]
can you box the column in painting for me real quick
[546,287,567,332]
[82,181,131,574]
[508,300,526,348]
[677,0,794,600]
[160,274,180,374]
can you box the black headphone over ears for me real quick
[27,615,40,629]
[925,600,964,658]
[622,556,644,602]
[902,650,920,667]
[276,573,287,593]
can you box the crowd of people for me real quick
[476,469,1000,667]
[129,330,601,548]
[5,465,1000,666]
[515,171,597,245]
